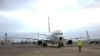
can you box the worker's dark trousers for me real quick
[78,46,81,52]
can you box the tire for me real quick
[43,43,47,47]
[61,44,64,47]
[96,42,99,44]
[45,44,47,47]
[58,43,62,48]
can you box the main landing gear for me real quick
[58,43,64,48]
[43,43,47,47]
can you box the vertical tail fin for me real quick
[86,30,89,41]
[48,17,51,33]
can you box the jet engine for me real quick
[37,40,43,45]
[66,40,73,45]
[37,40,48,47]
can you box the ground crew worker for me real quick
[77,40,82,53]
[1,41,4,45]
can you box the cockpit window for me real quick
[55,33,63,35]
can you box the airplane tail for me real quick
[48,17,51,33]
[86,30,89,41]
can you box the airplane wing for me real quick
[33,33,48,36]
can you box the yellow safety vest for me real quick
[77,40,82,46]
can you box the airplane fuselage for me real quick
[88,37,100,44]
[47,30,64,43]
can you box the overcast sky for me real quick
[0,0,100,38]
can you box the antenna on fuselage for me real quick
[48,17,51,33]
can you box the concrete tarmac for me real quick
[0,43,100,56]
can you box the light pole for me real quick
[5,33,7,43]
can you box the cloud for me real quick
[1,0,100,11]
[0,16,22,32]
[0,10,50,32]
[57,0,100,11]
[0,0,100,39]
[0,16,36,33]
[1,4,100,33]
[65,23,100,38]
[0,0,100,33]
[0,0,36,11]
[82,0,100,8]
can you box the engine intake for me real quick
[37,40,42,45]
[59,37,62,40]
[67,40,73,44]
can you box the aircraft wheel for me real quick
[58,43,62,48]
[96,42,99,44]
[61,43,64,47]
[43,43,47,47]
[45,44,47,47]
[89,41,93,44]
[43,43,45,47]
[58,44,60,48]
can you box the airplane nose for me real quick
[59,37,63,40]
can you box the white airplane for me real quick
[88,37,100,44]
[79,30,100,44]
[86,31,100,44]
[34,17,73,47]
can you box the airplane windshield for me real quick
[55,33,63,35]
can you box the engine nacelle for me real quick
[66,40,73,45]
[37,40,43,45]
